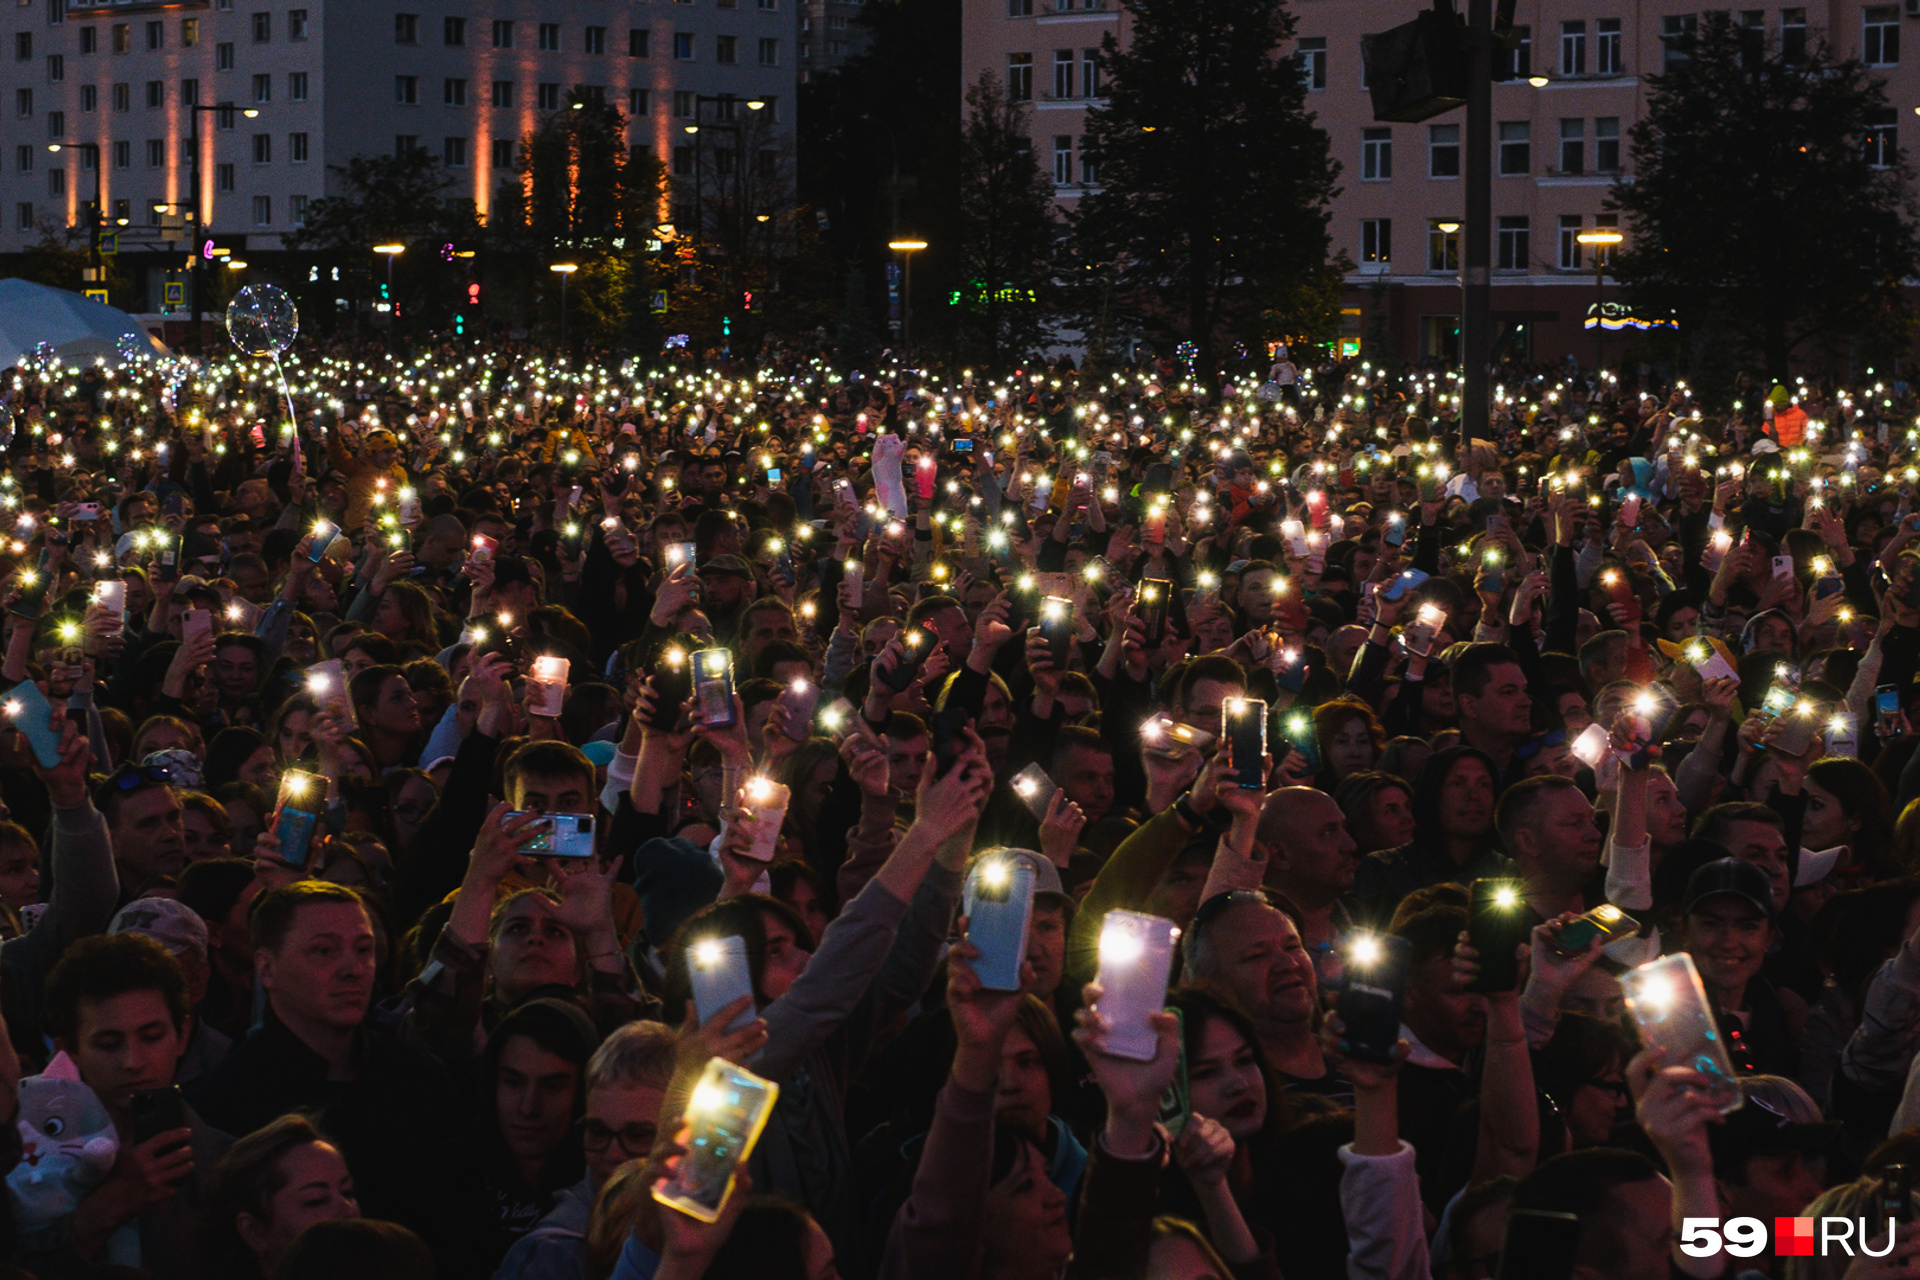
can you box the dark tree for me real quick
[1070,0,1341,385]
[954,71,1057,370]
[1609,12,1920,377]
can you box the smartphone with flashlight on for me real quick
[879,624,936,692]
[1137,578,1171,645]
[1467,878,1528,993]
[307,520,339,563]
[692,648,737,727]
[1278,707,1321,774]
[1092,910,1179,1062]
[1010,763,1058,821]
[1553,903,1639,955]
[306,658,355,727]
[1337,933,1411,1064]
[1619,953,1743,1113]
[272,769,326,868]
[1878,683,1903,737]
[651,1057,779,1223]
[964,854,1036,991]
[688,936,759,1033]
[648,647,693,729]
[1224,698,1267,789]
[1039,595,1074,670]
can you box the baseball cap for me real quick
[702,554,756,579]
[1001,848,1071,906]
[1682,857,1774,919]
[110,897,208,961]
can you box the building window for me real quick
[216,103,235,128]
[492,19,513,47]
[1558,117,1584,174]
[674,31,693,58]
[1596,18,1621,74]
[217,161,234,190]
[673,89,693,116]
[443,15,464,44]
[13,31,28,60]
[629,87,649,114]
[47,168,63,196]
[180,77,195,104]
[1595,116,1620,171]
[1496,216,1529,270]
[112,138,128,167]
[577,84,606,105]
[1083,48,1100,97]
[145,78,163,106]
[251,132,269,163]
[629,28,650,56]
[444,135,466,166]
[538,22,559,49]
[1297,36,1325,90]
[45,53,60,80]
[491,138,514,169]
[392,136,416,157]
[81,85,95,110]
[252,194,270,225]
[537,81,559,109]
[252,73,269,102]
[146,137,162,166]
[111,81,127,110]
[290,131,307,162]
[1427,219,1459,271]
[1052,134,1072,185]
[144,19,160,48]
[1865,108,1898,167]
[395,13,417,43]
[1558,214,1584,269]
[715,33,734,62]
[288,10,305,39]
[1498,24,1530,79]
[1560,20,1585,75]
[1008,51,1031,101]
[585,24,605,53]
[1053,48,1072,98]
[47,109,63,136]
[672,145,692,175]
[290,71,307,101]
[445,77,466,105]
[491,80,513,108]
[290,193,307,225]
[396,76,417,104]
[215,41,233,69]
[1781,8,1806,62]
[14,88,29,117]
[179,19,196,46]
[251,11,268,41]
[1361,127,1391,180]
[1865,6,1899,66]
[1662,15,1695,70]
[1497,120,1528,175]
[16,203,32,229]
[112,23,128,51]
[80,27,96,54]
[758,37,777,64]
[13,146,28,171]
[1429,123,1459,177]
[758,0,776,9]
[1361,218,1390,265]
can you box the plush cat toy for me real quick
[6,1051,118,1231]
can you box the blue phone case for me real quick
[307,523,340,563]
[6,680,63,768]
[1382,569,1430,602]
[275,807,319,867]
[964,860,1036,991]
[690,936,759,1032]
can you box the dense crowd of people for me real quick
[0,336,1917,1279]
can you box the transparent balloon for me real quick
[115,333,145,363]
[225,284,299,357]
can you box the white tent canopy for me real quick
[0,278,170,367]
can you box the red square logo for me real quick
[1775,1217,1816,1257]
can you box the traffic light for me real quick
[454,313,465,335]
[742,290,753,312]
[467,283,480,305]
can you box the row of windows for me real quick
[15,12,307,56]
[16,130,308,168]
[391,78,779,115]
[1357,215,1619,273]
[1358,118,1624,181]
[17,180,304,225]
[1004,0,1103,16]
[1292,8,1891,92]
[1005,49,1100,102]
[20,71,311,111]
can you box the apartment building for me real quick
[0,0,795,309]
[961,0,1920,365]
[796,0,867,81]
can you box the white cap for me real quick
[1796,845,1847,887]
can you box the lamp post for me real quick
[1575,229,1624,374]
[1435,220,1462,371]
[550,263,578,349]
[683,94,766,245]
[888,238,927,365]
[48,141,102,289]
[373,243,405,348]
[183,101,259,353]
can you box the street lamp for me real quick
[550,263,578,349]
[373,243,405,345]
[888,238,927,365]
[1576,229,1624,373]
[1434,222,1462,368]
[182,101,261,353]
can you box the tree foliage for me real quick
[1609,13,1920,376]
[285,148,477,253]
[954,72,1057,371]
[1069,0,1341,384]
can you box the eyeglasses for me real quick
[579,1119,656,1157]
[1583,1077,1632,1102]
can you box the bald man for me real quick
[1261,787,1360,949]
